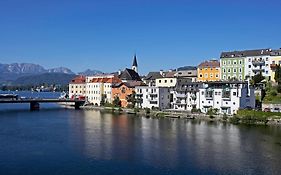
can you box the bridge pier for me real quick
[74,101,81,110]
[30,101,40,111]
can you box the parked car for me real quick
[263,108,271,112]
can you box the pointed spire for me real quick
[132,54,138,67]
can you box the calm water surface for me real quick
[0,93,281,175]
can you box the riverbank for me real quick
[80,105,281,126]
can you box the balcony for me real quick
[252,68,265,72]
[205,88,214,100]
[173,100,187,105]
[252,60,265,66]
[176,93,187,98]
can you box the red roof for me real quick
[70,75,86,84]
[198,60,220,68]
[90,76,122,84]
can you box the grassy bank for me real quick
[231,109,281,125]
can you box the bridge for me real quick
[0,99,85,111]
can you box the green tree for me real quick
[100,94,107,106]
[274,64,281,84]
[113,96,121,107]
[252,73,265,85]
[126,91,136,108]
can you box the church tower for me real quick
[132,54,138,73]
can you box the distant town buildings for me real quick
[69,47,281,114]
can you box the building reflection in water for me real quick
[68,110,281,174]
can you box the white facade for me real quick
[198,82,255,115]
[69,83,86,99]
[85,74,118,105]
[244,55,271,79]
[135,86,171,110]
[170,82,202,111]
[86,82,113,105]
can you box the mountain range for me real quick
[0,63,102,86]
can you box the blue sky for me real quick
[0,0,281,74]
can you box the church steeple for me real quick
[132,54,138,73]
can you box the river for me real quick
[0,92,281,174]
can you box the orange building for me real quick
[112,81,143,107]
[197,60,220,82]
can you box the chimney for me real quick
[118,69,122,75]
[160,70,164,76]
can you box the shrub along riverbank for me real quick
[230,109,281,125]
[80,105,281,125]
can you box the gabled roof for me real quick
[198,60,220,68]
[119,68,141,81]
[144,72,163,80]
[90,76,122,84]
[112,81,144,88]
[220,49,271,58]
[70,75,86,84]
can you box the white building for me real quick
[135,85,171,110]
[244,50,271,79]
[170,82,202,111]
[85,74,122,105]
[69,75,86,99]
[198,81,255,115]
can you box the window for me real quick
[223,68,226,73]
[239,60,242,64]
[248,65,251,68]
[223,61,226,65]
[233,92,236,96]
[164,80,167,83]
[248,58,251,62]
[159,80,161,83]
[204,73,208,78]
[233,61,237,64]
[272,61,275,64]
[223,75,226,79]
[266,57,268,61]
[228,69,231,73]
[239,68,242,73]
[216,74,219,78]
[233,102,236,105]
[266,71,268,74]
[210,73,213,78]
[228,61,231,65]
[170,80,173,83]
[199,74,203,78]
[233,68,236,73]
[201,91,204,95]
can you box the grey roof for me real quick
[175,70,197,77]
[132,54,138,67]
[271,49,281,56]
[119,68,141,81]
[144,72,163,80]
[220,49,271,58]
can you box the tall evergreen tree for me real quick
[274,64,281,84]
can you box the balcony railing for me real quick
[252,60,265,65]
[176,93,187,98]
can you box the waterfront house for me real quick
[197,60,220,82]
[198,81,255,115]
[112,81,143,107]
[170,82,202,111]
[86,74,122,105]
[135,85,171,110]
[69,75,86,99]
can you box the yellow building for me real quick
[270,55,281,82]
[197,60,220,82]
